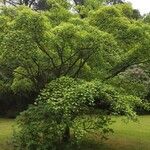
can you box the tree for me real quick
[0,0,70,10]
[0,2,150,148]
[143,13,150,23]
[88,5,150,79]
[14,77,140,149]
[132,9,141,20]
[0,0,149,115]
[106,0,125,5]
[0,6,119,92]
[0,6,118,115]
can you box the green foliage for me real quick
[0,6,121,93]
[11,67,34,93]
[106,0,125,5]
[1,0,70,10]
[115,4,141,19]
[0,2,150,149]
[89,5,149,59]
[143,13,150,23]
[45,0,70,10]
[109,66,150,98]
[44,7,72,26]
[14,77,141,149]
[74,0,104,18]
[1,5,147,95]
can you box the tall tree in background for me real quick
[106,0,124,5]
[0,0,70,10]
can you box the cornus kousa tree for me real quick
[0,1,150,149]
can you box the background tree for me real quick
[106,0,125,5]
[0,0,70,10]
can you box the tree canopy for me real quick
[0,1,150,148]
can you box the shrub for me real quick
[13,77,141,149]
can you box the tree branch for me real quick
[105,58,150,80]
[35,39,56,68]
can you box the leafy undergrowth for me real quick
[0,116,150,150]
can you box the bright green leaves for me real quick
[88,5,143,50]
[50,22,119,78]
[89,4,150,81]
[11,78,34,93]
[89,6,121,28]
[14,77,141,149]
[45,0,70,10]
[0,4,149,95]
[75,0,104,18]
[2,3,148,149]
[89,6,131,56]
[1,30,38,66]
[89,6,130,42]
[13,7,51,39]
[115,3,138,19]
[11,67,34,93]
[0,2,149,121]
[0,6,120,85]
[0,15,9,32]
[44,6,72,26]
[0,5,123,89]
[143,13,150,24]
[38,76,141,119]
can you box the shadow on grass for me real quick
[77,139,113,150]
[61,134,114,150]
[0,139,13,150]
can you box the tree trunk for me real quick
[62,125,70,143]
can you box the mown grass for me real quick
[0,119,14,150]
[0,116,150,150]
[78,115,150,150]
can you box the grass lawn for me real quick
[0,116,150,150]
[0,119,14,150]
[79,115,150,150]
[109,116,150,150]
